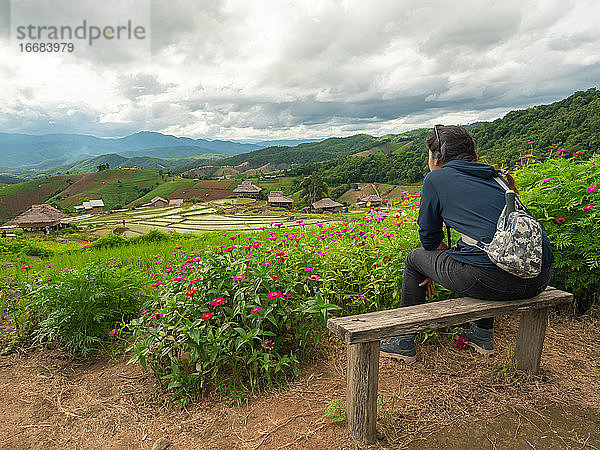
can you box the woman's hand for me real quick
[437,240,449,250]
[419,277,435,297]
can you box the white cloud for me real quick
[0,0,599,139]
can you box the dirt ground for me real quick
[1,312,599,449]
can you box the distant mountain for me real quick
[0,131,260,168]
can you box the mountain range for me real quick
[0,131,321,169]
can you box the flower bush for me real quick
[517,155,600,309]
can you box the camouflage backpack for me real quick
[459,177,543,279]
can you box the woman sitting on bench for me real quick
[380,125,554,362]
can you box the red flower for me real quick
[555,217,566,224]
[456,336,468,349]
[186,289,197,297]
[201,312,213,321]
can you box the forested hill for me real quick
[289,88,600,185]
[471,87,600,164]
[216,134,379,167]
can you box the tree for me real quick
[299,173,328,206]
[97,163,110,171]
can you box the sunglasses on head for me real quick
[434,124,444,152]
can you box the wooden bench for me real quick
[326,286,572,443]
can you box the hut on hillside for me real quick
[168,198,184,207]
[356,194,384,208]
[143,196,169,207]
[11,204,67,231]
[311,197,343,213]
[74,199,104,214]
[233,181,262,198]
[267,191,293,209]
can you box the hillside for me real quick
[48,169,163,211]
[0,175,83,223]
[216,134,379,169]
[289,89,600,185]
[471,87,600,164]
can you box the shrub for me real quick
[517,155,600,310]
[19,263,153,356]
[88,234,127,249]
[22,242,54,258]
[130,229,171,244]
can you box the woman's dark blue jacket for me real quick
[417,160,554,270]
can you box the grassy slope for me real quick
[0,175,83,222]
[50,169,163,211]
[131,178,199,205]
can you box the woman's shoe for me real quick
[380,334,417,363]
[458,324,494,356]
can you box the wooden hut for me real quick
[311,197,343,213]
[233,181,262,198]
[143,196,169,207]
[74,199,105,214]
[357,194,384,207]
[267,191,293,208]
[11,204,67,231]
[168,198,184,207]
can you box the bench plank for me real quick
[327,287,572,344]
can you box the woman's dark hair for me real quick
[426,124,519,193]
[426,125,477,163]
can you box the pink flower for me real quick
[309,275,319,281]
[21,265,32,269]
[267,291,282,299]
[151,282,161,288]
[543,177,557,182]
[201,312,213,321]
[555,218,566,224]
[141,309,149,315]
[45,264,54,268]
[186,289,197,297]
[250,307,261,314]
[108,328,121,337]
[224,246,235,252]
[584,204,594,210]
[587,186,598,193]
[456,336,468,349]
[233,274,247,281]
[210,297,227,306]
[526,141,535,144]
[175,246,183,249]
[270,275,280,280]
[174,277,185,281]
[304,267,314,271]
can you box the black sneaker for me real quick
[380,334,417,363]
[458,324,494,356]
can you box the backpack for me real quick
[457,177,543,279]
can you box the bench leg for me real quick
[346,341,379,444]
[515,307,548,374]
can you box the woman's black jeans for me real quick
[402,248,553,329]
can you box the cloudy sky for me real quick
[1,0,599,140]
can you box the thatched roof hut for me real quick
[11,204,67,229]
[267,191,293,207]
[311,197,343,212]
[233,181,262,197]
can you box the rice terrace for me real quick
[2,2,600,448]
